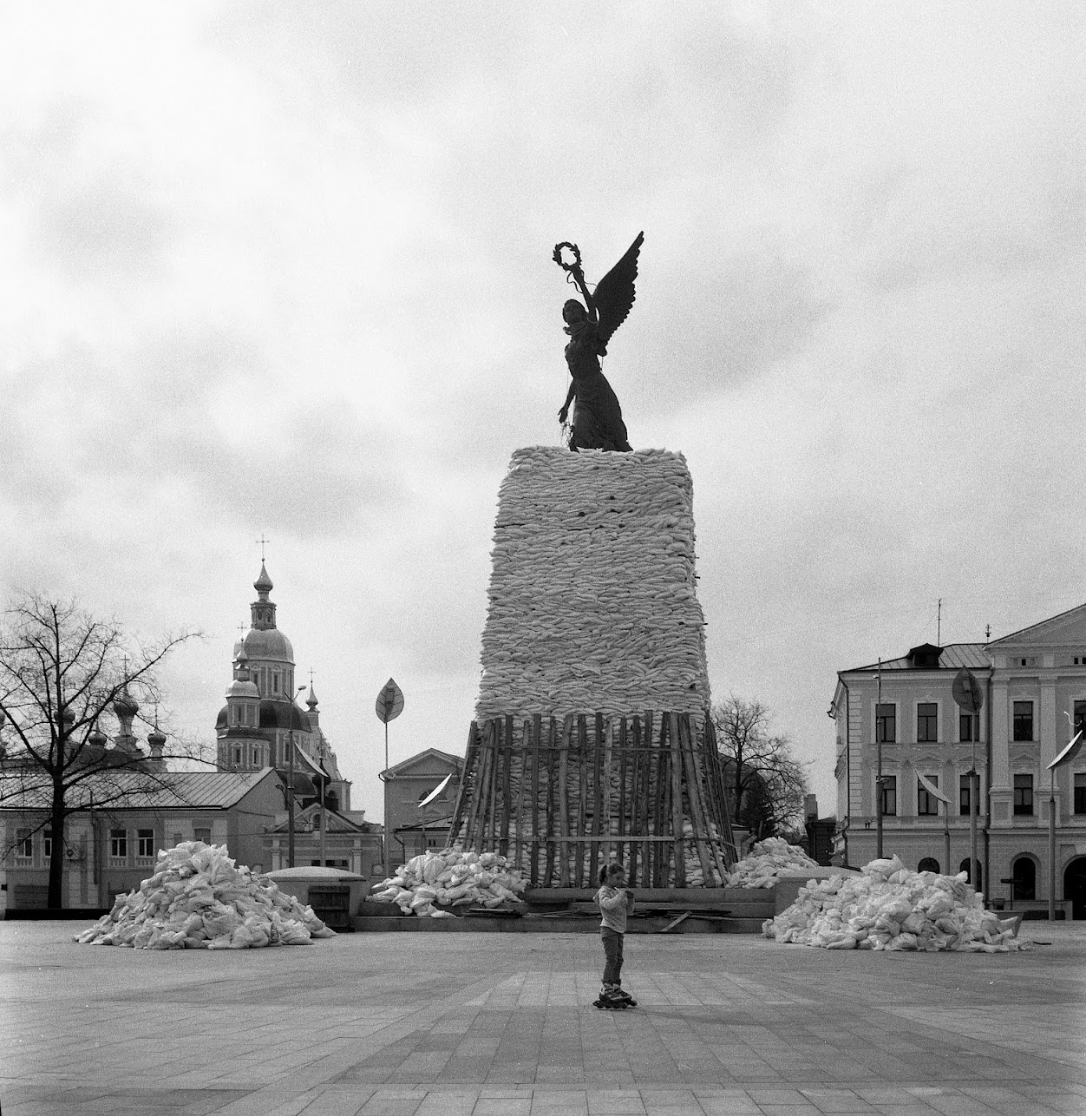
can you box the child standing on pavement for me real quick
[595,863,636,1007]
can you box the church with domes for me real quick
[216,563,351,813]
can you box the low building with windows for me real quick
[380,748,463,861]
[831,603,1086,918]
[1,768,283,912]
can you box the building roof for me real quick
[381,748,464,779]
[0,768,280,812]
[842,642,990,675]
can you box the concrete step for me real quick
[350,912,768,934]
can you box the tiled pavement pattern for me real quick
[2,921,1084,1116]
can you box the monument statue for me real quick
[553,231,644,452]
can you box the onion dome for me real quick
[147,725,167,749]
[254,562,273,594]
[88,724,108,747]
[113,686,139,720]
[306,684,319,710]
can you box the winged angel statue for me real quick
[554,231,644,452]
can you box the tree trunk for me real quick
[48,786,67,909]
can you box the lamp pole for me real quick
[952,669,984,891]
[375,678,404,875]
[286,683,306,868]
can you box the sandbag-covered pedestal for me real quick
[451,447,735,887]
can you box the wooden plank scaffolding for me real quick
[449,711,737,888]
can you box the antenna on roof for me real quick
[937,598,942,645]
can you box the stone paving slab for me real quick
[2,920,1084,1116]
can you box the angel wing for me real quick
[592,231,644,348]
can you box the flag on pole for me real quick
[1048,729,1083,771]
[917,771,950,804]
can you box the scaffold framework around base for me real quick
[449,710,736,888]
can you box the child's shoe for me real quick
[593,984,629,1010]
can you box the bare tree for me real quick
[711,695,809,840]
[0,593,203,907]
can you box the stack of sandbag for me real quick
[723,837,820,888]
[476,447,710,722]
[763,854,1024,952]
[370,849,527,917]
[74,841,336,949]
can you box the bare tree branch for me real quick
[0,592,206,906]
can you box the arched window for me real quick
[918,857,940,873]
[959,858,982,891]
[1012,857,1036,901]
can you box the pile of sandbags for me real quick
[763,854,1024,952]
[476,447,710,722]
[74,841,335,949]
[370,849,527,917]
[723,837,820,888]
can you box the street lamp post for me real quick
[286,684,306,868]
[952,669,984,891]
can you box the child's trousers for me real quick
[601,927,624,985]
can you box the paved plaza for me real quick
[2,919,1084,1116]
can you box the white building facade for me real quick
[831,603,1086,918]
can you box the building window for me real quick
[1013,774,1034,816]
[1012,701,1034,742]
[875,704,896,743]
[43,829,52,859]
[1012,858,1036,901]
[137,829,155,858]
[233,746,242,766]
[960,858,982,890]
[879,775,897,817]
[1075,700,1086,738]
[110,829,128,859]
[194,827,212,845]
[917,776,940,816]
[15,828,33,859]
[959,713,978,742]
[959,775,975,816]
[1075,773,1086,815]
[918,857,940,873]
[916,703,938,743]
[272,673,280,693]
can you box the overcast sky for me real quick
[3,2,1084,825]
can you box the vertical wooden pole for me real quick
[531,713,542,887]
[669,713,686,887]
[617,717,627,873]
[513,719,528,869]
[557,714,572,887]
[544,718,557,887]
[450,721,478,847]
[692,717,728,883]
[575,715,588,887]
[499,714,514,856]
[680,715,714,886]
[487,718,502,850]
[589,713,603,884]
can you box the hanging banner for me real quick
[917,771,950,804]
[1048,729,1083,771]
